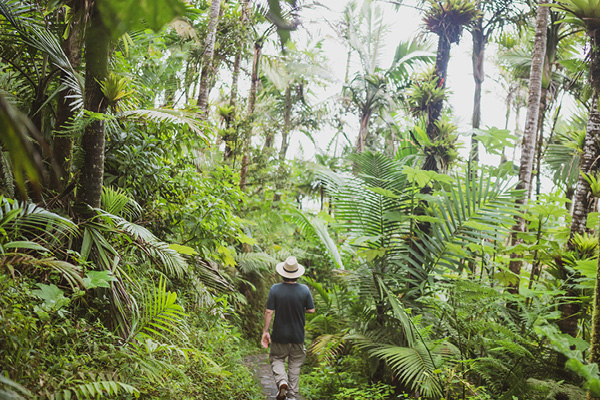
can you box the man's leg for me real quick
[269,342,290,389]
[287,343,306,399]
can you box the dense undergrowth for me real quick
[0,273,262,399]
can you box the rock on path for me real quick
[244,354,305,400]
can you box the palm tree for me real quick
[344,1,433,153]
[52,0,86,192]
[422,0,479,162]
[76,1,110,209]
[507,0,549,294]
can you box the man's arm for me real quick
[261,309,274,348]
[305,308,315,313]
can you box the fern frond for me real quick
[101,186,142,220]
[55,380,140,399]
[130,277,187,342]
[121,108,210,143]
[95,210,188,278]
[235,252,277,274]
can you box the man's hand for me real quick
[261,331,271,348]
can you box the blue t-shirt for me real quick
[266,282,314,344]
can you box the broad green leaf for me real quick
[384,211,409,222]
[217,245,236,267]
[168,243,199,255]
[32,284,69,310]
[98,0,188,38]
[238,234,257,246]
[83,270,117,289]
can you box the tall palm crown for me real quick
[423,0,480,44]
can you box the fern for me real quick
[235,252,277,274]
[55,380,139,399]
[129,277,187,342]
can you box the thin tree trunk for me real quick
[507,0,549,294]
[239,40,262,191]
[570,105,600,238]
[76,3,109,209]
[531,87,548,201]
[470,18,485,165]
[52,1,84,191]
[279,85,292,161]
[223,52,242,159]
[501,86,515,164]
[355,108,371,153]
[197,0,221,117]
[587,29,600,390]
[429,35,450,132]
[223,0,248,160]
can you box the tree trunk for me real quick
[559,29,600,337]
[223,0,248,160]
[76,3,110,209]
[223,52,242,159]
[239,40,262,191]
[589,241,600,400]
[279,85,293,161]
[500,86,516,164]
[52,0,84,191]
[507,0,549,294]
[531,87,548,201]
[423,34,451,172]
[429,35,450,134]
[355,108,372,153]
[570,104,600,239]
[470,18,485,165]
[196,0,221,116]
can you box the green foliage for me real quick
[333,382,394,400]
[98,0,188,38]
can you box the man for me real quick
[261,256,315,400]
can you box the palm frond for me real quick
[95,210,188,278]
[408,172,521,274]
[129,277,187,342]
[235,252,277,274]
[55,380,140,400]
[120,109,210,143]
[286,209,345,270]
[0,197,76,249]
[0,0,83,109]
[321,152,414,246]
[101,186,143,220]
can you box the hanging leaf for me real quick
[98,0,188,38]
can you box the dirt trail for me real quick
[244,353,305,400]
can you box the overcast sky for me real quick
[279,0,517,165]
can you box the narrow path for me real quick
[244,354,305,400]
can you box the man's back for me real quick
[266,282,314,344]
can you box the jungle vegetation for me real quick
[0,0,600,399]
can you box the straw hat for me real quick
[276,256,305,279]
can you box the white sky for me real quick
[281,0,513,166]
[215,0,578,181]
